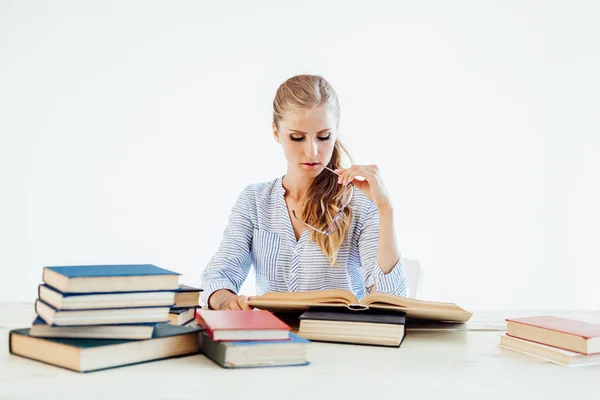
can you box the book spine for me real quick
[199,333,227,367]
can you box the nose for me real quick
[304,138,318,159]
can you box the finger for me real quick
[339,165,359,185]
[345,168,373,186]
[238,296,252,310]
[228,298,242,310]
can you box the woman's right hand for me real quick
[208,289,253,310]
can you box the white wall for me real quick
[1,1,598,310]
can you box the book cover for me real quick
[9,323,203,373]
[506,316,600,339]
[506,316,600,354]
[196,310,291,341]
[199,331,310,368]
[247,289,472,323]
[42,264,180,293]
[36,299,170,326]
[300,308,406,325]
[30,317,158,339]
[44,264,180,278]
[38,284,176,310]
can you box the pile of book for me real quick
[499,315,600,367]
[195,309,310,368]
[247,289,474,347]
[9,264,203,372]
[168,284,202,326]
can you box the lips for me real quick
[302,163,320,166]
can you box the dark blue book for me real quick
[30,317,158,339]
[174,284,202,307]
[38,284,176,310]
[9,323,203,373]
[42,264,180,294]
[35,299,171,326]
[200,331,310,368]
[298,308,406,347]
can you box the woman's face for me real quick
[273,106,338,177]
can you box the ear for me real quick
[272,123,280,144]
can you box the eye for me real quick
[290,136,304,141]
[317,134,331,141]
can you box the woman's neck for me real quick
[282,170,314,201]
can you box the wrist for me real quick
[208,289,235,310]
[377,203,394,214]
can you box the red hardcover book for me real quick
[195,310,291,341]
[506,316,600,354]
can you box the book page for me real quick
[360,293,473,322]
[246,289,359,311]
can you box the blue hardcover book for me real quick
[200,332,310,368]
[42,264,180,293]
[9,323,203,373]
[30,317,158,339]
[38,284,176,310]
[35,299,171,326]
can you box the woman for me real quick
[201,74,406,310]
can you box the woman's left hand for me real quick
[334,165,393,210]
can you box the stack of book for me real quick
[195,309,310,368]
[9,264,203,372]
[499,315,600,367]
[168,284,202,326]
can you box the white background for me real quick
[1,1,598,310]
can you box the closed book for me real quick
[506,316,600,354]
[29,317,157,339]
[42,264,180,294]
[9,323,202,373]
[174,285,202,308]
[299,308,406,347]
[36,300,170,326]
[499,334,600,367]
[195,310,291,341]
[199,331,309,368]
[168,308,196,326]
[38,284,176,310]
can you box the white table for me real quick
[1,303,599,400]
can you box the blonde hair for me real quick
[272,74,352,265]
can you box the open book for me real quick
[246,290,472,323]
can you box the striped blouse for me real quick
[199,176,407,307]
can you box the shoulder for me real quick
[236,177,281,206]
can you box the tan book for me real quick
[246,289,472,323]
[499,334,600,367]
[506,316,600,354]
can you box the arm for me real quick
[358,201,407,296]
[336,164,407,295]
[200,186,254,309]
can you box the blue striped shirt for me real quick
[200,176,407,307]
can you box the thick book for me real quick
[506,316,600,354]
[38,284,176,310]
[195,310,291,341]
[174,285,202,308]
[29,317,157,339]
[36,300,170,326]
[168,308,196,326]
[9,323,202,373]
[42,264,180,294]
[199,331,309,368]
[499,334,600,367]
[247,289,472,323]
[298,308,406,347]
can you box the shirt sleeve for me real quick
[200,185,254,307]
[357,201,407,296]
